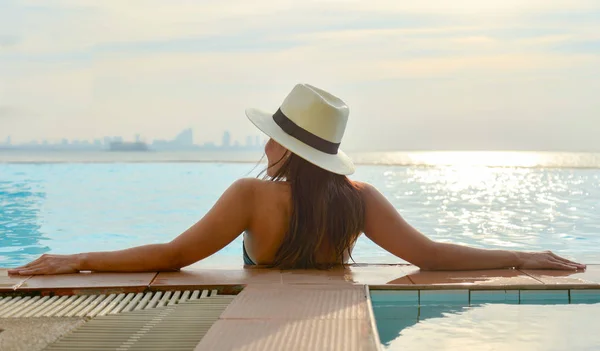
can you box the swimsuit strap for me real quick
[242,240,256,265]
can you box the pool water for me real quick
[371,290,600,350]
[2,162,600,267]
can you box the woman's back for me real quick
[243,179,292,265]
[243,178,364,266]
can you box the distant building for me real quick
[151,128,196,150]
[174,128,193,146]
[222,131,231,148]
[5,128,268,152]
[109,141,149,152]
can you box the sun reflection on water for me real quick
[352,151,600,169]
[371,162,598,257]
[407,151,546,168]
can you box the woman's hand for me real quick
[517,251,586,270]
[8,254,82,275]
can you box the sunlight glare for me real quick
[406,151,546,168]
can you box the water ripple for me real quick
[1,163,599,267]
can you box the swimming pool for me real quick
[371,289,600,350]
[2,162,599,267]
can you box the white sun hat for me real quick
[245,83,355,175]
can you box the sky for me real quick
[1,0,599,151]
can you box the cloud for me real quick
[552,40,600,54]
[0,35,19,48]
[10,0,599,55]
[0,106,13,118]
[50,0,600,16]
[2,0,600,150]
[0,106,29,119]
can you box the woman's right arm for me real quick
[359,182,586,271]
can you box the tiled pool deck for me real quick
[2,264,599,350]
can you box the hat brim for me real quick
[245,108,355,175]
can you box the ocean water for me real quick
[1,151,599,268]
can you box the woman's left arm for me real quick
[9,178,256,275]
[360,182,586,271]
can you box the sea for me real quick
[1,150,599,268]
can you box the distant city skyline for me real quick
[0,128,266,151]
[1,2,599,152]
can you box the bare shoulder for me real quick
[352,181,392,213]
[219,178,261,203]
[228,177,260,193]
[229,177,289,198]
[230,177,263,188]
[352,181,379,199]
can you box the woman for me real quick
[8,84,585,275]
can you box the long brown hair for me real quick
[261,151,365,269]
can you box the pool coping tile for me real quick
[280,268,353,285]
[195,318,378,351]
[407,269,542,286]
[0,269,32,292]
[151,268,283,288]
[196,283,380,350]
[15,272,158,294]
[521,266,600,285]
[345,265,418,285]
[279,264,417,285]
[2,264,600,295]
[221,284,369,320]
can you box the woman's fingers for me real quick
[9,263,47,275]
[17,262,64,275]
[548,252,586,268]
[20,263,47,271]
[9,254,79,276]
[14,268,49,275]
[547,258,579,270]
[548,251,573,263]
[11,256,45,270]
[8,263,42,275]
